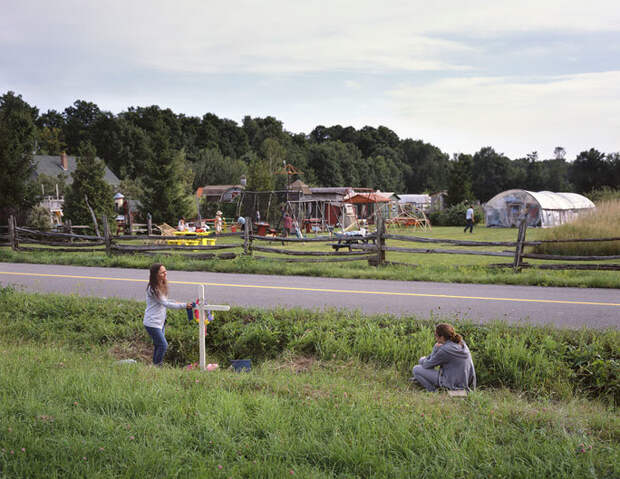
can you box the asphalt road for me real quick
[0,263,618,329]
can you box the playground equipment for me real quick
[386,204,432,231]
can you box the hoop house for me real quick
[484,190,595,228]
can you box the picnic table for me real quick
[166,230,216,246]
[331,232,376,252]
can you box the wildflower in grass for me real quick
[195,379,199,383]
[99,447,104,451]
[73,401,78,406]
[83,457,87,460]
[10,450,14,454]
[130,436,135,440]
[218,465,223,469]
[21,448,25,452]
[290,470,295,474]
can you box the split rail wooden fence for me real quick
[4,215,619,271]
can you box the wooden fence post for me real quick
[243,217,251,255]
[102,214,111,256]
[128,211,134,236]
[147,213,152,236]
[8,215,16,251]
[13,215,19,249]
[84,194,100,238]
[375,216,385,266]
[513,217,527,272]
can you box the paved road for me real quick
[0,263,618,329]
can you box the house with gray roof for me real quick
[33,153,120,227]
[33,152,120,187]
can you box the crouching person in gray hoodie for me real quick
[412,323,476,392]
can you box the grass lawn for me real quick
[2,225,619,288]
[1,343,618,479]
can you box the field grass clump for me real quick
[533,199,620,256]
[1,287,618,403]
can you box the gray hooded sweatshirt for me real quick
[419,340,476,391]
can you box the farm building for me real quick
[397,194,431,212]
[484,189,595,228]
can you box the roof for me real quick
[309,187,355,195]
[344,192,392,204]
[488,189,595,210]
[288,179,311,195]
[33,155,120,187]
[527,191,595,210]
[397,194,431,204]
[197,185,244,197]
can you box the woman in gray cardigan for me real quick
[412,323,476,392]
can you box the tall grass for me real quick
[534,200,620,256]
[1,288,617,403]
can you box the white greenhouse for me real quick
[484,190,595,228]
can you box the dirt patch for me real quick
[274,355,317,374]
[108,339,152,363]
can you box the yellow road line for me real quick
[1,270,619,307]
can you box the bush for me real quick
[428,202,484,227]
[26,204,52,231]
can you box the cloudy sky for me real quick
[2,0,619,159]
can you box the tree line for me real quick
[1,90,618,226]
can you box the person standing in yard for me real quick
[283,213,293,237]
[215,211,223,235]
[464,205,474,233]
[143,263,192,366]
[411,323,476,392]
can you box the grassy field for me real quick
[0,288,618,478]
[2,225,619,288]
[535,199,620,256]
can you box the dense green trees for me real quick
[63,141,114,226]
[2,90,618,227]
[0,91,39,221]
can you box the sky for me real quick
[2,0,619,160]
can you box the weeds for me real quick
[534,199,620,256]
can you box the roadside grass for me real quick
[2,225,619,288]
[1,343,618,478]
[533,199,620,256]
[1,288,618,477]
[1,288,617,403]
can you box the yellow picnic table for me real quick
[166,230,216,246]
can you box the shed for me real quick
[397,194,431,212]
[484,189,595,228]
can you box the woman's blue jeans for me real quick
[145,324,168,365]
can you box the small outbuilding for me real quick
[484,190,595,228]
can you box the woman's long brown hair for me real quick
[436,323,463,344]
[147,263,168,298]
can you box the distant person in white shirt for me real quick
[143,264,192,366]
[177,217,186,231]
[464,205,474,233]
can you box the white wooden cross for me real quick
[196,284,230,371]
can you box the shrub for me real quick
[428,202,484,227]
[27,204,52,231]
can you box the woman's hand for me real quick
[186,302,193,309]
